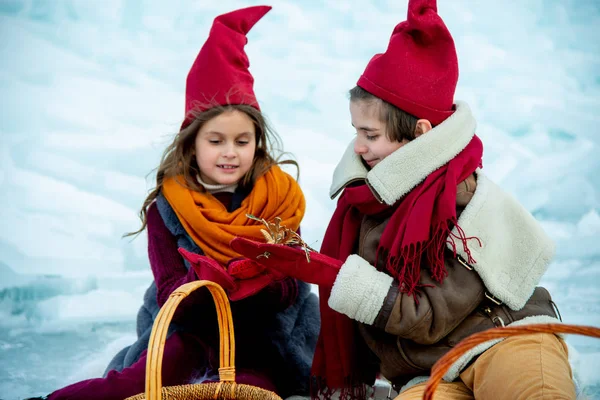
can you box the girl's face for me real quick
[194,109,256,186]
[350,100,409,169]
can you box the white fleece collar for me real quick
[330,101,477,205]
[450,170,556,310]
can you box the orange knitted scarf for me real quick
[162,165,305,266]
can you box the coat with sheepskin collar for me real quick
[326,102,561,391]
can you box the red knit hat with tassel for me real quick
[357,0,458,125]
[181,6,271,129]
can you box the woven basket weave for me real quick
[422,323,600,400]
[126,280,282,400]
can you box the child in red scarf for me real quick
[41,6,319,400]
[232,1,575,399]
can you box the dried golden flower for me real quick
[246,214,316,262]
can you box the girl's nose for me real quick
[354,138,368,155]
[222,143,236,158]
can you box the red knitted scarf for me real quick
[311,136,483,398]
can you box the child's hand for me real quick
[230,237,342,286]
[178,248,236,291]
[228,271,279,301]
[226,257,268,279]
[179,248,281,301]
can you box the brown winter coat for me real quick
[355,174,559,389]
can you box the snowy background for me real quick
[1,0,599,398]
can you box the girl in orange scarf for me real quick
[44,6,319,400]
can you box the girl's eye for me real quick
[237,140,249,145]
[209,139,221,144]
[366,134,378,141]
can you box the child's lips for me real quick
[364,159,378,167]
[217,164,239,172]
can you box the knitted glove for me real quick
[230,237,342,286]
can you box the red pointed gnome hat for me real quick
[357,0,458,125]
[181,6,271,129]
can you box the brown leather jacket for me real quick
[355,175,560,389]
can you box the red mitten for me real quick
[230,237,342,286]
[227,257,286,281]
[180,247,289,301]
[225,257,278,301]
[227,257,266,279]
[178,248,235,291]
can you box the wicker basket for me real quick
[422,323,600,400]
[126,280,283,400]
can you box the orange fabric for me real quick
[396,333,575,400]
[162,165,305,266]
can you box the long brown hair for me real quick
[126,103,298,237]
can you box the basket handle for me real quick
[144,280,236,400]
[422,323,600,400]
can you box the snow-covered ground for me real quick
[0,0,599,398]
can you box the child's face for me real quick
[194,109,256,186]
[350,100,409,169]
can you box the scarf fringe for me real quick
[310,376,369,400]
[381,218,481,296]
[448,220,482,264]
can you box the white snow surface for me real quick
[0,0,598,398]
